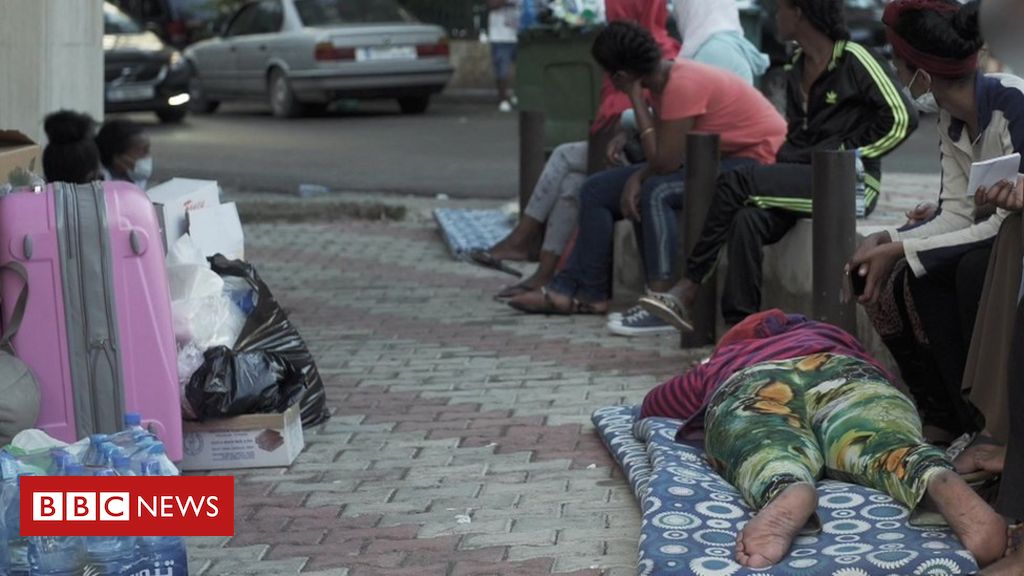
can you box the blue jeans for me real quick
[549,158,757,303]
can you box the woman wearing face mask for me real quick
[847,0,1024,444]
[95,119,153,190]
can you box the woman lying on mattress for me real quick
[640,310,1007,569]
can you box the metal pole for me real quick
[681,133,720,348]
[812,150,858,335]
[519,110,546,215]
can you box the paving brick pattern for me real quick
[188,177,938,575]
[186,216,705,576]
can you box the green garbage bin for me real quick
[515,26,603,152]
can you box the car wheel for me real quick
[188,67,220,114]
[156,107,188,124]
[269,68,303,118]
[398,96,430,115]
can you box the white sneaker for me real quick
[498,100,513,113]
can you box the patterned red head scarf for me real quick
[883,0,978,79]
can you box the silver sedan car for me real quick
[184,0,454,117]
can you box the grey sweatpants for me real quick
[522,141,588,255]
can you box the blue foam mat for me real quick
[592,405,978,576]
[433,208,514,259]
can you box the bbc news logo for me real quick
[20,476,234,536]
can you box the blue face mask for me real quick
[128,156,153,189]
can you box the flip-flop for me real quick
[495,282,534,300]
[468,250,523,278]
[638,292,694,332]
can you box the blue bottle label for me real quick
[121,548,189,576]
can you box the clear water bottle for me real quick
[80,471,133,576]
[63,465,85,477]
[142,445,177,477]
[0,452,18,481]
[111,454,133,477]
[0,486,9,576]
[83,435,110,467]
[110,413,151,451]
[27,534,84,576]
[137,460,188,576]
[46,452,75,478]
[5,476,29,576]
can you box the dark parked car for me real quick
[104,2,192,123]
[107,0,246,48]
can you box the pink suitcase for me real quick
[0,181,183,459]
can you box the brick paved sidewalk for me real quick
[186,216,711,576]
[190,173,941,576]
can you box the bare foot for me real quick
[979,541,1024,575]
[954,443,1007,475]
[927,470,1007,567]
[735,483,818,568]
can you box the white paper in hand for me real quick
[965,152,1021,198]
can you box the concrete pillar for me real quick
[0,0,104,144]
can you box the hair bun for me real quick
[953,0,983,51]
[44,110,95,146]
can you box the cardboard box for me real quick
[146,178,221,250]
[188,202,245,261]
[0,131,42,184]
[179,403,304,471]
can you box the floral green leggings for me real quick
[705,353,952,511]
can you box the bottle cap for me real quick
[124,413,142,427]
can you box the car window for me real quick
[294,0,414,26]
[253,0,284,33]
[104,3,143,34]
[226,2,262,35]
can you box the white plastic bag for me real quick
[166,235,246,349]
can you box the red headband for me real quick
[883,0,978,79]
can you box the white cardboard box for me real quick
[146,178,221,250]
[179,403,304,471]
[187,202,245,261]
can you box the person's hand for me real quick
[975,177,1024,212]
[621,172,643,221]
[606,130,629,166]
[844,231,891,303]
[904,202,938,226]
[627,79,644,102]
[847,241,904,305]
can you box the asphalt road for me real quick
[132,98,940,200]
[138,98,519,199]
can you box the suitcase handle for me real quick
[128,228,150,256]
[0,261,29,354]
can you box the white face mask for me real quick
[128,156,153,188]
[903,69,939,114]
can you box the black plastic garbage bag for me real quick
[185,347,300,419]
[198,255,330,427]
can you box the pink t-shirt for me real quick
[652,59,787,165]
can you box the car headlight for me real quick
[169,50,186,70]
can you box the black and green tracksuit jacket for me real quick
[758,39,918,213]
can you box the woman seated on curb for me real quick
[468,0,680,297]
[639,0,915,333]
[640,309,1006,569]
[846,0,1024,443]
[506,22,786,316]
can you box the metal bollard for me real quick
[519,110,546,215]
[812,150,858,335]
[680,133,720,348]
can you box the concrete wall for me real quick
[0,0,104,144]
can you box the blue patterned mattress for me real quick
[592,405,978,576]
[433,208,515,259]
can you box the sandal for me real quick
[495,282,535,300]
[507,287,602,315]
[638,292,694,332]
[468,250,523,278]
